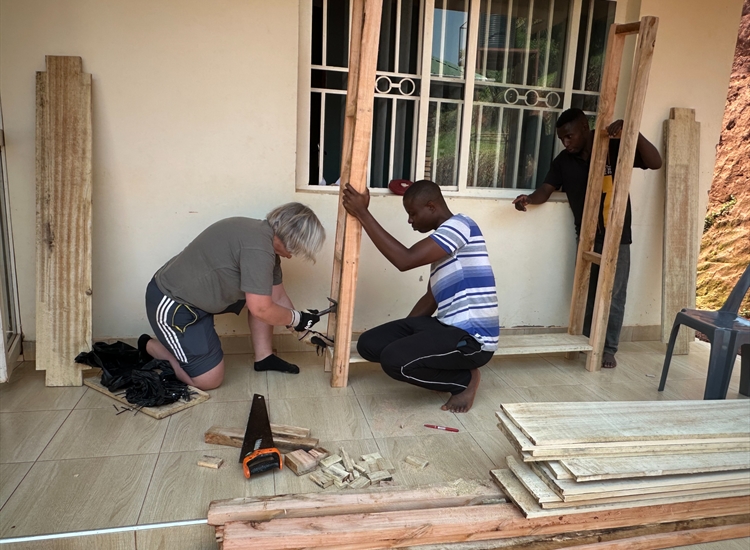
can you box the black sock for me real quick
[254,354,299,374]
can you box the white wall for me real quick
[0,0,742,342]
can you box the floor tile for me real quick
[0,532,136,550]
[0,363,86,412]
[348,362,411,395]
[488,355,581,388]
[0,462,33,509]
[357,390,458,438]
[138,448,269,524]
[161,401,251,453]
[267,352,353,398]
[274,438,380,495]
[0,455,157,537]
[469,430,520,469]
[0,410,70,463]
[204,354,266,403]
[453,371,527,432]
[375,434,496,487]
[38,408,168,460]
[136,524,217,550]
[268,396,372,440]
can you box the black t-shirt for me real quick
[544,134,647,245]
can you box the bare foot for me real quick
[602,352,617,369]
[441,369,481,413]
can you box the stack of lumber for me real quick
[493,400,750,518]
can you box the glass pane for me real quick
[584,0,616,92]
[424,101,461,186]
[308,92,322,185]
[399,0,422,74]
[507,0,531,85]
[322,94,346,185]
[312,0,324,66]
[545,0,570,88]
[371,97,393,188]
[311,69,348,90]
[378,0,399,72]
[326,0,350,68]
[432,0,469,78]
[476,0,509,82]
[393,99,416,180]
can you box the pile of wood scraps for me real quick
[493,400,750,518]
[288,449,401,489]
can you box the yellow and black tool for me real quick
[239,394,282,478]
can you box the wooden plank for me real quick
[531,461,750,502]
[325,0,364,374]
[340,333,593,364]
[563,524,750,550]
[198,455,224,469]
[219,491,750,549]
[586,17,659,372]
[501,401,750,446]
[330,0,383,388]
[548,461,575,480]
[35,56,93,386]
[82,376,209,420]
[284,450,318,476]
[661,108,700,355]
[491,468,750,519]
[561,451,750,482]
[567,24,626,341]
[208,480,504,525]
[204,425,318,453]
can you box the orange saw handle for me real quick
[242,447,282,478]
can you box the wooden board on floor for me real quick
[35,55,93,387]
[491,468,750,519]
[496,410,750,461]
[83,375,209,419]
[341,333,592,364]
[501,401,750,446]
[204,425,318,453]
[560,451,750,482]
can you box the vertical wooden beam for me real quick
[330,0,383,387]
[325,0,365,373]
[661,108,700,355]
[585,16,659,372]
[567,23,626,341]
[36,56,93,386]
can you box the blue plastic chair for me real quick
[658,263,750,399]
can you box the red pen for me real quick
[424,424,459,433]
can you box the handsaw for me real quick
[239,394,282,478]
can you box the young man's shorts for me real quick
[145,277,223,378]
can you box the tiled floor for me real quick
[0,340,747,550]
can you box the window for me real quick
[299,0,615,192]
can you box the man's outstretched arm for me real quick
[512,183,556,212]
[342,184,447,271]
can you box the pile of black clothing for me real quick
[75,341,194,408]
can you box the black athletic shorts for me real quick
[145,277,223,378]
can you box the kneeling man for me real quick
[342,180,499,412]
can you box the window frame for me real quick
[296,0,616,199]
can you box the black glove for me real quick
[294,310,320,332]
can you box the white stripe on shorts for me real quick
[156,296,188,363]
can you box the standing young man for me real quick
[342,180,499,412]
[512,108,662,368]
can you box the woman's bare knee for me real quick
[191,360,225,390]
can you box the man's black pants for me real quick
[357,317,494,395]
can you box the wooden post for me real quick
[329,0,383,387]
[585,17,659,372]
[662,108,700,355]
[36,56,93,386]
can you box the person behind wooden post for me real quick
[512,107,662,369]
[342,180,499,413]
[139,203,326,390]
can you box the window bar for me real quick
[322,0,328,67]
[456,0,481,191]
[542,0,555,86]
[481,0,492,78]
[522,0,535,86]
[510,107,524,188]
[502,0,514,84]
[318,92,326,185]
[389,97,398,181]
[434,100,442,182]
[561,0,584,113]
[472,104,483,185]
[415,0,436,180]
[579,0,595,90]
[492,106,505,187]
[452,104,461,185]
[395,0,402,73]
[531,108,544,185]
[439,0,448,77]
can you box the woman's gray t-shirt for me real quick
[154,217,282,314]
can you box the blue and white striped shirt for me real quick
[430,214,499,352]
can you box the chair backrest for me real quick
[719,262,750,315]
